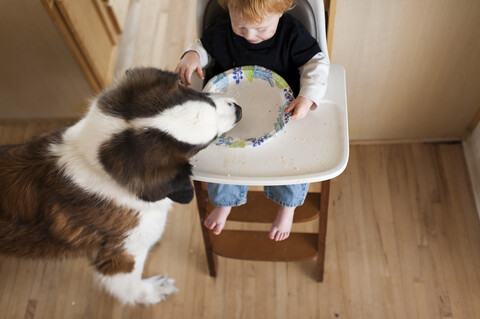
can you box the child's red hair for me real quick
[218,0,294,23]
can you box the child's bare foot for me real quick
[268,206,295,241]
[204,206,232,235]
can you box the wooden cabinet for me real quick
[104,0,131,34]
[43,0,130,90]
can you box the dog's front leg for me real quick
[95,250,177,305]
[95,209,176,305]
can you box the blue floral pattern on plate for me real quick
[203,66,294,148]
[212,72,228,93]
[232,67,244,84]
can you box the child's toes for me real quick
[212,223,224,235]
[204,219,216,230]
[275,232,284,241]
[276,232,289,241]
[268,228,278,240]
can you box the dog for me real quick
[0,67,241,305]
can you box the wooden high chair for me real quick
[191,0,348,282]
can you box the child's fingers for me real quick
[175,66,187,85]
[180,66,194,86]
[196,65,204,80]
[284,101,296,113]
[292,108,308,120]
[291,109,299,120]
[184,69,192,86]
[175,66,183,81]
[288,102,309,120]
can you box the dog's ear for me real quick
[100,129,197,204]
[166,175,195,204]
[138,168,194,204]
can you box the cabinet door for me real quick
[102,0,130,33]
[55,0,119,87]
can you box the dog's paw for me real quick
[97,272,177,306]
[137,275,178,305]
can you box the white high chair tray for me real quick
[191,64,349,186]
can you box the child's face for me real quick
[228,6,282,44]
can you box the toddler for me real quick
[176,0,329,241]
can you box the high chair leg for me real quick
[316,179,330,282]
[194,180,218,277]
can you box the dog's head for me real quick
[94,67,241,204]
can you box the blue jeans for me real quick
[207,183,310,208]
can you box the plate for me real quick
[203,66,293,148]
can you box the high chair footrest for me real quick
[211,230,318,261]
[206,192,321,223]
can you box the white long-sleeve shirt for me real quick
[184,39,330,107]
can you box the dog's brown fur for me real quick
[0,130,139,275]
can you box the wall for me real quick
[0,0,93,120]
[464,123,480,218]
[329,0,480,141]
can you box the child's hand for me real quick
[175,51,204,86]
[284,96,317,120]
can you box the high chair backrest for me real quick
[195,0,330,62]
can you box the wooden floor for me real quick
[1,0,480,318]
[1,121,479,319]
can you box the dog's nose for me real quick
[234,103,242,123]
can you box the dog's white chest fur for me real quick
[126,207,170,254]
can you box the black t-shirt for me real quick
[201,13,321,96]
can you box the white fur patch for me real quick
[132,101,218,145]
[132,97,240,145]
[211,95,240,135]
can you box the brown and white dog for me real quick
[0,68,241,305]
